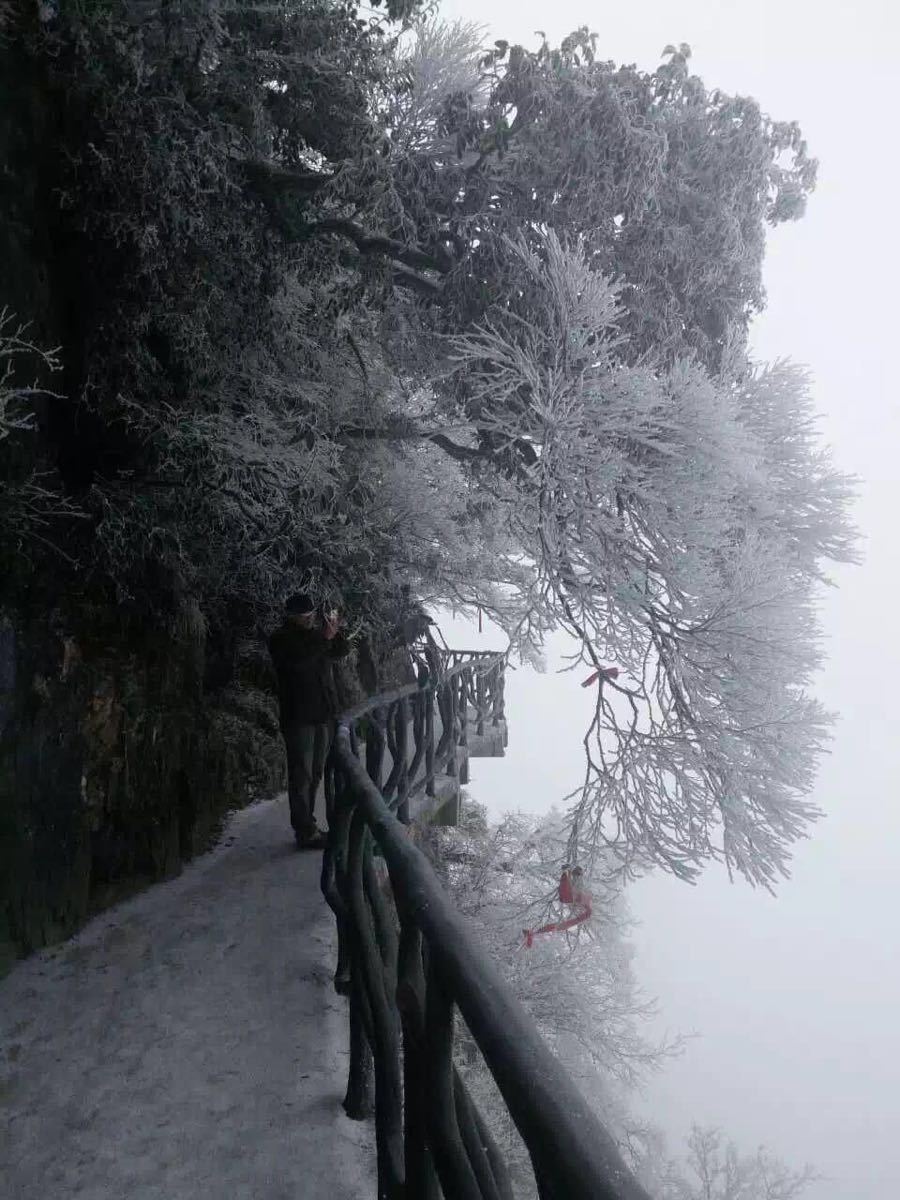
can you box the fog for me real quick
[438,1,899,1194]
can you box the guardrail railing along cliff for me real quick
[320,647,651,1200]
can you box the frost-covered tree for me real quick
[449,36,817,368]
[650,1125,820,1200]
[8,5,854,885]
[17,0,441,628]
[430,230,857,886]
[386,17,488,156]
[304,29,818,370]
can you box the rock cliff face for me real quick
[0,608,285,973]
[0,604,419,972]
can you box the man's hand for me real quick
[323,611,341,641]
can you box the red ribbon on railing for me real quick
[523,869,592,948]
[581,665,619,688]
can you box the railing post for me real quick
[423,958,482,1200]
[458,671,469,786]
[408,689,426,798]
[395,695,411,825]
[445,676,459,781]
[346,811,404,1199]
[491,663,504,728]
[367,707,386,790]
[345,976,375,1120]
[333,748,374,1119]
[396,920,441,1200]
[383,699,406,806]
[425,687,436,799]
[453,1071,515,1200]
[322,745,352,996]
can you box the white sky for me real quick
[435,1,900,1195]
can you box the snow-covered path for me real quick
[0,796,375,1200]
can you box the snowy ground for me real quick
[0,796,375,1200]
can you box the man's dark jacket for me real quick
[268,622,352,725]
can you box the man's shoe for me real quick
[295,828,328,851]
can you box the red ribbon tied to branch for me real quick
[523,868,593,948]
[581,665,619,688]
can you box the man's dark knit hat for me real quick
[285,593,315,615]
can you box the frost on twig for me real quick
[0,310,83,560]
[443,230,858,888]
[0,308,62,441]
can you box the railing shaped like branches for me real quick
[320,650,650,1200]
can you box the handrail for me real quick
[338,645,503,726]
[320,649,652,1200]
[333,646,505,820]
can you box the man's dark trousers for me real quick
[282,718,329,838]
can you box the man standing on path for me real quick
[269,594,352,849]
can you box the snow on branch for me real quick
[0,310,85,561]
[442,229,858,887]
